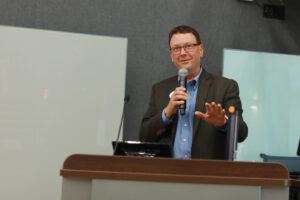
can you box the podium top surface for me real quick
[60,154,291,187]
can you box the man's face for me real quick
[169,33,203,74]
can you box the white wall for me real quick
[0,25,127,200]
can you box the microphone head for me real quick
[178,68,188,77]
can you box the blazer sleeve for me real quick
[139,84,172,142]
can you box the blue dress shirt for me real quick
[162,68,203,159]
[173,69,202,158]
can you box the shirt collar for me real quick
[177,67,203,86]
[192,67,203,85]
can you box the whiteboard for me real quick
[0,25,127,200]
[223,49,300,162]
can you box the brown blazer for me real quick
[139,68,248,159]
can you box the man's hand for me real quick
[164,87,187,119]
[195,102,227,127]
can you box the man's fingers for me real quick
[205,102,212,113]
[172,94,187,101]
[217,104,223,113]
[175,87,187,92]
[206,102,224,114]
[196,103,227,126]
[174,100,185,106]
[173,90,187,96]
[211,102,217,113]
[166,87,189,117]
[171,89,188,102]
[195,111,206,119]
[221,108,226,115]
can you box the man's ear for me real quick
[199,44,204,57]
[170,51,174,62]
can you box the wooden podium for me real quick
[60,154,292,200]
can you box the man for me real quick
[139,25,248,159]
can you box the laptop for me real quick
[112,141,171,157]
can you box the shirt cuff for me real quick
[215,114,229,132]
[162,109,173,126]
[215,120,228,132]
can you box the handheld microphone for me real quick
[178,68,188,115]
[113,95,130,155]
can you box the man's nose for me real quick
[179,47,187,55]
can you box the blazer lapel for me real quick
[193,69,212,139]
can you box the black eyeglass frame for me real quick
[169,43,200,54]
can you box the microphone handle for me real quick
[179,76,187,115]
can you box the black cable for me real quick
[113,95,130,155]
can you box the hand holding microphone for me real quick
[164,68,188,118]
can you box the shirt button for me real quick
[183,138,187,142]
[184,123,188,127]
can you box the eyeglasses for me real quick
[170,43,200,54]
